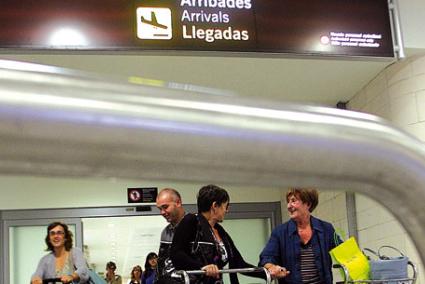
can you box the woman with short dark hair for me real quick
[171,184,265,284]
[31,222,89,284]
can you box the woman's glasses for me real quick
[49,230,65,236]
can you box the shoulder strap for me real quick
[70,248,77,269]
[191,214,203,254]
[378,245,405,259]
[190,214,213,267]
[363,247,379,260]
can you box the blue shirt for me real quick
[259,216,340,284]
[142,269,156,284]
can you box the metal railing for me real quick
[174,267,271,284]
[333,261,417,284]
[3,59,425,282]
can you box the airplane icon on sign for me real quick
[136,7,172,40]
[141,11,168,29]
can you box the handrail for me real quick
[174,267,271,284]
[2,59,425,267]
[41,278,62,284]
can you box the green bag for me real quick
[330,237,370,281]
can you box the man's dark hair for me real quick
[106,261,117,270]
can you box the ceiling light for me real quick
[48,27,89,47]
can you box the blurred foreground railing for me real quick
[1,59,425,266]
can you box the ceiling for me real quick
[0,53,394,106]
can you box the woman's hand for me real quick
[201,264,220,279]
[60,274,74,283]
[31,277,42,284]
[264,263,290,279]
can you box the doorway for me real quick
[1,202,281,284]
[82,215,166,283]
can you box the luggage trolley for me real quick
[333,261,418,284]
[174,267,272,284]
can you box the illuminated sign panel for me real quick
[137,7,173,40]
[0,0,394,58]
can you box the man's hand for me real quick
[201,264,220,279]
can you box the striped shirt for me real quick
[300,242,322,284]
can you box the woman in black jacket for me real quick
[170,184,265,284]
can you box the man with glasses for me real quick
[155,188,186,284]
[105,261,122,284]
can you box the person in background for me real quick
[259,188,341,284]
[31,221,89,284]
[105,261,122,284]
[129,265,143,284]
[170,184,266,284]
[142,252,158,284]
[155,188,186,284]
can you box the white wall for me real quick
[314,191,349,238]
[348,53,425,283]
[398,0,425,52]
[348,53,425,136]
[0,175,283,210]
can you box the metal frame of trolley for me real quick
[333,261,418,284]
[174,267,271,284]
[40,267,271,284]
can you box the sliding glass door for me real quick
[4,218,81,284]
[1,202,280,284]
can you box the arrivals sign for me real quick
[0,0,394,58]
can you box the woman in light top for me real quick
[31,221,89,284]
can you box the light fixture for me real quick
[48,27,89,47]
